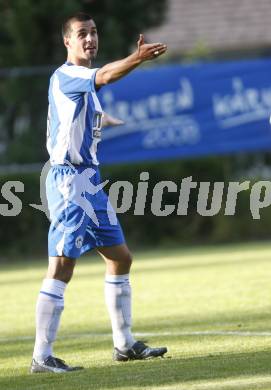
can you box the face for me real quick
[64,19,98,66]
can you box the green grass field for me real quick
[2,242,271,390]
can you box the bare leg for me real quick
[46,256,76,283]
[97,243,132,275]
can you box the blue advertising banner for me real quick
[98,58,271,165]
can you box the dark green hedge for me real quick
[0,154,270,256]
[0,172,48,256]
[101,154,271,248]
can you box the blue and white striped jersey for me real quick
[46,62,103,166]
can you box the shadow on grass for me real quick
[1,349,271,389]
[2,305,271,359]
[2,252,271,287]
[0,337,111,360]
[2,308,271,359]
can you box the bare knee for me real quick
[98,244,133,275]
[117,249,133,271]
[46,256,76,283]
[124,250,133,269]
[108,251,132,275]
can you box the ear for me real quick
[63,36,70,49]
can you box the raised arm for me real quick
[95,34,167,88]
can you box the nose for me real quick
[85,33,93,42]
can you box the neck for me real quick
[67,55,92,68]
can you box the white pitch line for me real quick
[2,330,271,343]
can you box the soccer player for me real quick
[30,12,167,373]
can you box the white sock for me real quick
[104,274,136,351]
[33,278,66,361]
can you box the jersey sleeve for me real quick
[57,64,99,95]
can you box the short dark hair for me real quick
[62,12,93,38]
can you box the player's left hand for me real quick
[102,112,125,127]
[137,34,167,61]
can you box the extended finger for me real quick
[137,34,144,46]
[152,45,167,56]
[153,43,166,49]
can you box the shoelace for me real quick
[132,341,148,354]
[46,356,67,368]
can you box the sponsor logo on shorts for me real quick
[75,235,83,249]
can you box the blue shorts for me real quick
[46,164,125,258]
